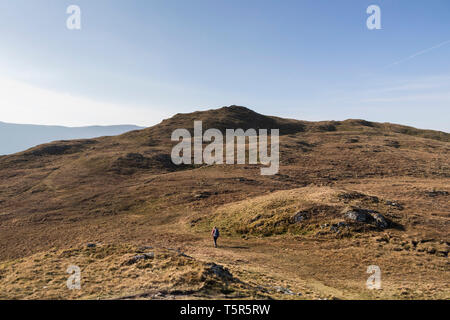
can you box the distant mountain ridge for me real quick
[0,121,144,155]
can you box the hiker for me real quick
[211,226,220,248]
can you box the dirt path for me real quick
[178,231,449,300]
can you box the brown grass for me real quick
[0,106,448,299]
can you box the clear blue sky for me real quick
[0,0,449,131]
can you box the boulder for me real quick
[125,252,155,265]
[204,263,233,281]
[344,208,389,229]
[426,190,448,197]
[292,211,309,223]
[274,286,295,295]
[345,209,370,223]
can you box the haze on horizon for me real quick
[0,0,449,132]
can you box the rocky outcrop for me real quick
[292,211,309,223]
[344,208,389,229]
[124,252,155,265]
[204,263,233,281]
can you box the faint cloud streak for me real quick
[384,39,450,69]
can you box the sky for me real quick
[0,0,449,131]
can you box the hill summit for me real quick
[153,105,305,134]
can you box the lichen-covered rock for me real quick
[345,209,371,223]
[344,208,389,229]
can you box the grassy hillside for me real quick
[0,106,448,299]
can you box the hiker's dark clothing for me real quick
[211,228,220,248]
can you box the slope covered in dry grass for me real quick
[0,106,448,299]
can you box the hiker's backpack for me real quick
[214,228,220,238]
